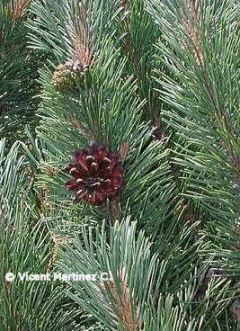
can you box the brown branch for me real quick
[120,0,127,9]
[102,268,141,331]
[69,2,94,70]
[183,1,227,120]
[8,0,32,20]
[182,0,203,65]
[47,233,71,272]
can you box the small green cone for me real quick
[52,60,91,92]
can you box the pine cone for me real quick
[52,64,76,91]
[52,60,90,92]
[65,144,124,205]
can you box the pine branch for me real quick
[114,0,162,122]
[102,267,141,330]
[0,139,82,329]
[182,0,203,65]
[57,218,161,330]
[8,0,32,20]
[69,1,94,69]
[147,0,240,224]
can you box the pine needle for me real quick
[102,268,141,331]
[8,0,32,20]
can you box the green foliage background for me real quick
[1,0,240,330]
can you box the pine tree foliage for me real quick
[0,139,85,330]
[113,0,162,122]
[2,0,240,329]
[27,0,174,232]
[57,217,193,330]
[147,0,240,224]
[24,0,240,329]
[0,0,44,146]
[147,0,240,327]
[57,217,237,330]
